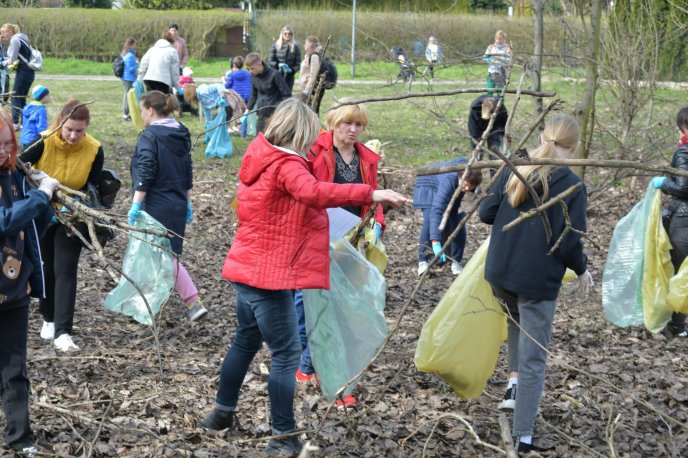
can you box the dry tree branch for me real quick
[419,413,506,456]
[548,199,600,254]
[502,183,582,232]
[326,87,556,111]
[499,414,518,458]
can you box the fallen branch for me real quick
[502,182,582,232]
[499,414,518,458]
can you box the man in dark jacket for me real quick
[468,94,508,155]
[245,52,291,133]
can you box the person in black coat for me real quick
[245,52,291,134]
[267,25,301,92]
[128,91,207,322]
[468,94,508,155]
[0,108,56,455]
[479,114,592,454]
[653,105,688,337]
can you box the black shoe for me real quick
[498,385,516,410]
[266,435,303,456]
[201,409,238,430]
[517,441,555,455]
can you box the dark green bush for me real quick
[4,8,244,61]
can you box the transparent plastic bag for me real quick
[414,239,507,399]
[103,212,175,325]
[204,102,233,159]
[302,239,387,402]
[602,183,656,327]
[641,187,673,332]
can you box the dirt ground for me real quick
[8,146,688,458]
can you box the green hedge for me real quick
[4,8,245,61]
[252,11,585,64]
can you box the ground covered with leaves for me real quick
[8,148,688,458]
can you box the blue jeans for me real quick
[214,282,301,434]
[418,208,466,263]
[293,290,314,374]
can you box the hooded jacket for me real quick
[222,133,375,290]
[467,94,508,152]
[224,69,252,102]
[131,121,192,254]
[19,102,47,147]
[138,39,180,90]
[309,131,385,230]
[122,48,138,83]
[479,166,588,300]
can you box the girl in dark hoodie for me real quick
[128,91,207,322]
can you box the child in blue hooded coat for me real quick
[19,85,49,149]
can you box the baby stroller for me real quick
[390,47,418,89]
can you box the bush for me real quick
[4,8,244,61]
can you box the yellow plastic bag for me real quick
[345,225,387,274]
[641,189,674,332]
[414,239,507,399]
[127,88,145,132]
[667,256,688,314]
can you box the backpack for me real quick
[313,53,337,90]
[17,38,42,71]
[112,55,124,78]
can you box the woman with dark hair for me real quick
[137,30,180,94]
[20,100,104,353]
[201,98,408,456]
[652,106,688,337]
[0,107,56,456]
[120,37,138,121]
[268,25,301,92]
[127,90,207,321]
[0,24,35,130]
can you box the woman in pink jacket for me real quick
[201,99,407,456]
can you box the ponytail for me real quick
[140,90,179,117]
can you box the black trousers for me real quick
[144,80,171,94]
[668,215,688,332]
[0,301,33,449]
[11,66,34,125]
[39,224,83,338]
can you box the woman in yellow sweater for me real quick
[20,100,104,352]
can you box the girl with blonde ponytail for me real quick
[479,113,592,453]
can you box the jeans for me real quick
[293,290,314,374]
[122,80,133,116]
[505,295,557,437]
[214,282,301,434]
[39,224,83,338]
[0,302,34,449]
[418,208,466,263]
[668,215,688,332]
[11,66,34,125]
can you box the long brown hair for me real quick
[121,37,135,56]
[50,99,90,131]
[0,109,17,171]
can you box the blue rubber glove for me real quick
[186,201,193,224]
[128,201,141,225]
[373,223,382,245]
[432,241,446,263]
[652,176,666,189]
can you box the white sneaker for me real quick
[451,262,463,276]
[40,321,55,340]
[54,334,80,352]
[21,446,38,458]
[418,261,429,276]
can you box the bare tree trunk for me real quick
[531,0,545,119]
[573,0,603,179]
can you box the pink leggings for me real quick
[172,258,199,305]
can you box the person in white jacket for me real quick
[138,30,180,94]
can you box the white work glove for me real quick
[32,171,59,198]
[576,270,594,294]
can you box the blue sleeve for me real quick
[37,106,48,133]
[429,174,458,241]
[133,134,158,192]
[224,73,234,90]
[0,189,50,236]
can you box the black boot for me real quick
[201,409,238,430]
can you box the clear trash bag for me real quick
[414,239,507,400]
[602,183,656,327]
[103,212,175,325]
[302,238,387,402]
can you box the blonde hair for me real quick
[0,24,20,35]
[481,97,497,120]
[495,30,506,40]
[275,25,295,52]
[325,99,369,130]
[506,114,580,207]
[264,98,320,157]
[245,52,261,67]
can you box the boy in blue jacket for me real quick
[20,85,50,149]
[413,159,482,275]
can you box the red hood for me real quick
[240,133,307,186]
